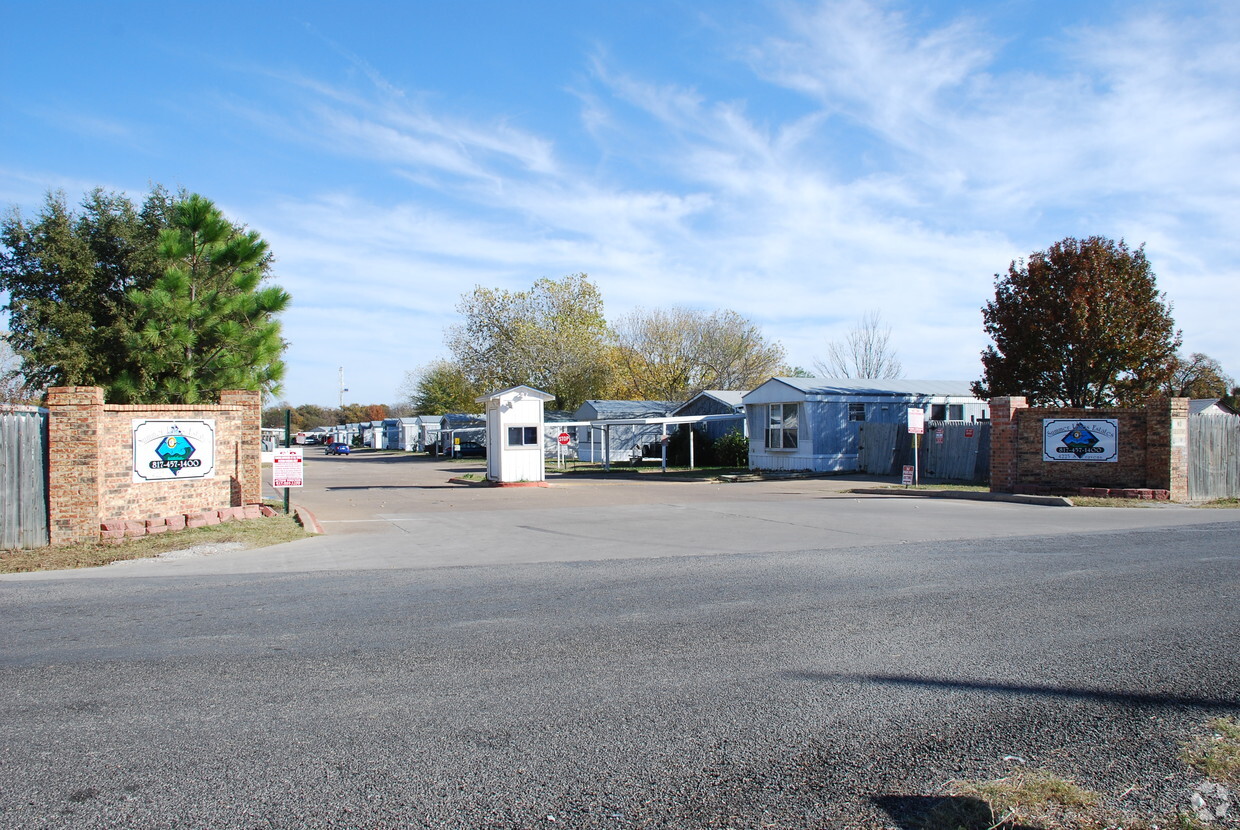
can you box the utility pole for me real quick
[338,367,348,412]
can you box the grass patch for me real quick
[895,482,990,492]
[1198,497,1240,509]
[912,717,1240,829]
[1069,496,1161,508]
[1183,716,1240,785]
[553,464,749,478]
[932,768,1099,829]
[0,514,310,574]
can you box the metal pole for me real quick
[913,432,920,488]
[689,427,695,470]
[283,409,291,514]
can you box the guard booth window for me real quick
[507,426,539,447]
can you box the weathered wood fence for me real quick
[1189,412,1240,501]
[1,407,49,549]
[858,420,991,482]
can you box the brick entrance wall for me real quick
[989,396,1189,501]
[47,387,262,545]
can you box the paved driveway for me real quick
[3,451,1237,828]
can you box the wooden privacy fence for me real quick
[1189,412,1240,501]
[858,420,991,482]
[1,407,49,549]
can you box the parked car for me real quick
[455,441,486,457]
[324,442,351,455]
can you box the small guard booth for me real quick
[476,385,555,484]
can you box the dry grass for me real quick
[1182,716,1240,785]
[915,757,1230,830]
[1069,496,1162,508]
[1198,497,1240,509]
[0,514,310,574]
[930,768,1099,829]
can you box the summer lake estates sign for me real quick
[1042,419,1119,463]
[132,419,217,482]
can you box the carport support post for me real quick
[689,427,695,470]
[661,424,668,472]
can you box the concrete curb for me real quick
[848,487,1075,507]
[448,477,551,488]
[292,505,324,533]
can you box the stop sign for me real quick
[557,432,571,445]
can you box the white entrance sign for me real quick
[272,447,305,487]
[907,408,925,435]
[1042,419,1119,462]
[132,419,216,482]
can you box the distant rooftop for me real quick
[749,378,981,398]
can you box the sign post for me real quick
[557,431,570,469]
[907,407,925,487]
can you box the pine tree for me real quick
[114,195,290,404]
[0,187,172,390]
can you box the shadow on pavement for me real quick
[787,671,1240,711]
[872,794,1039,830]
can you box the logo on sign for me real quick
[152,427,199,474]
[132,419,216,482]
[1043,419,1118,463]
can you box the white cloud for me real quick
[14,1,1232,404]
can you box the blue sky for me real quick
[3,0,1237,407]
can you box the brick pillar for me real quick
[989,396,1028,493]
[1145,396,1189,501]
[47,386,105,545]
[219,389,262,506]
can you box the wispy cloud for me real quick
[201,1,1240,398]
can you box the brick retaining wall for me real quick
[47,387,263,545]
[989,396,1189,501]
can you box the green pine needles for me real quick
[113,195,290,404]
[1,187,290,405]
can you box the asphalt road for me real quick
[2,453,1237,828]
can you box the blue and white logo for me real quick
[132,419,216,482]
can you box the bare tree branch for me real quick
[813,310,903,378]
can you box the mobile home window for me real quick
[930,404,947,421]
[765,403,799,449]
[948,404,964,421]
[848,403,866,422]
[507,426,539,447]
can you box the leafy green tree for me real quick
[113,194,290,404]
[1166,352,1234,399]
[261,403,334,431]
[611,307,785,400]
[400,359,480,414]
[0,186,175,390]
[780,365,816,378]
[973,236,1181,407]
[447,274,612,410]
